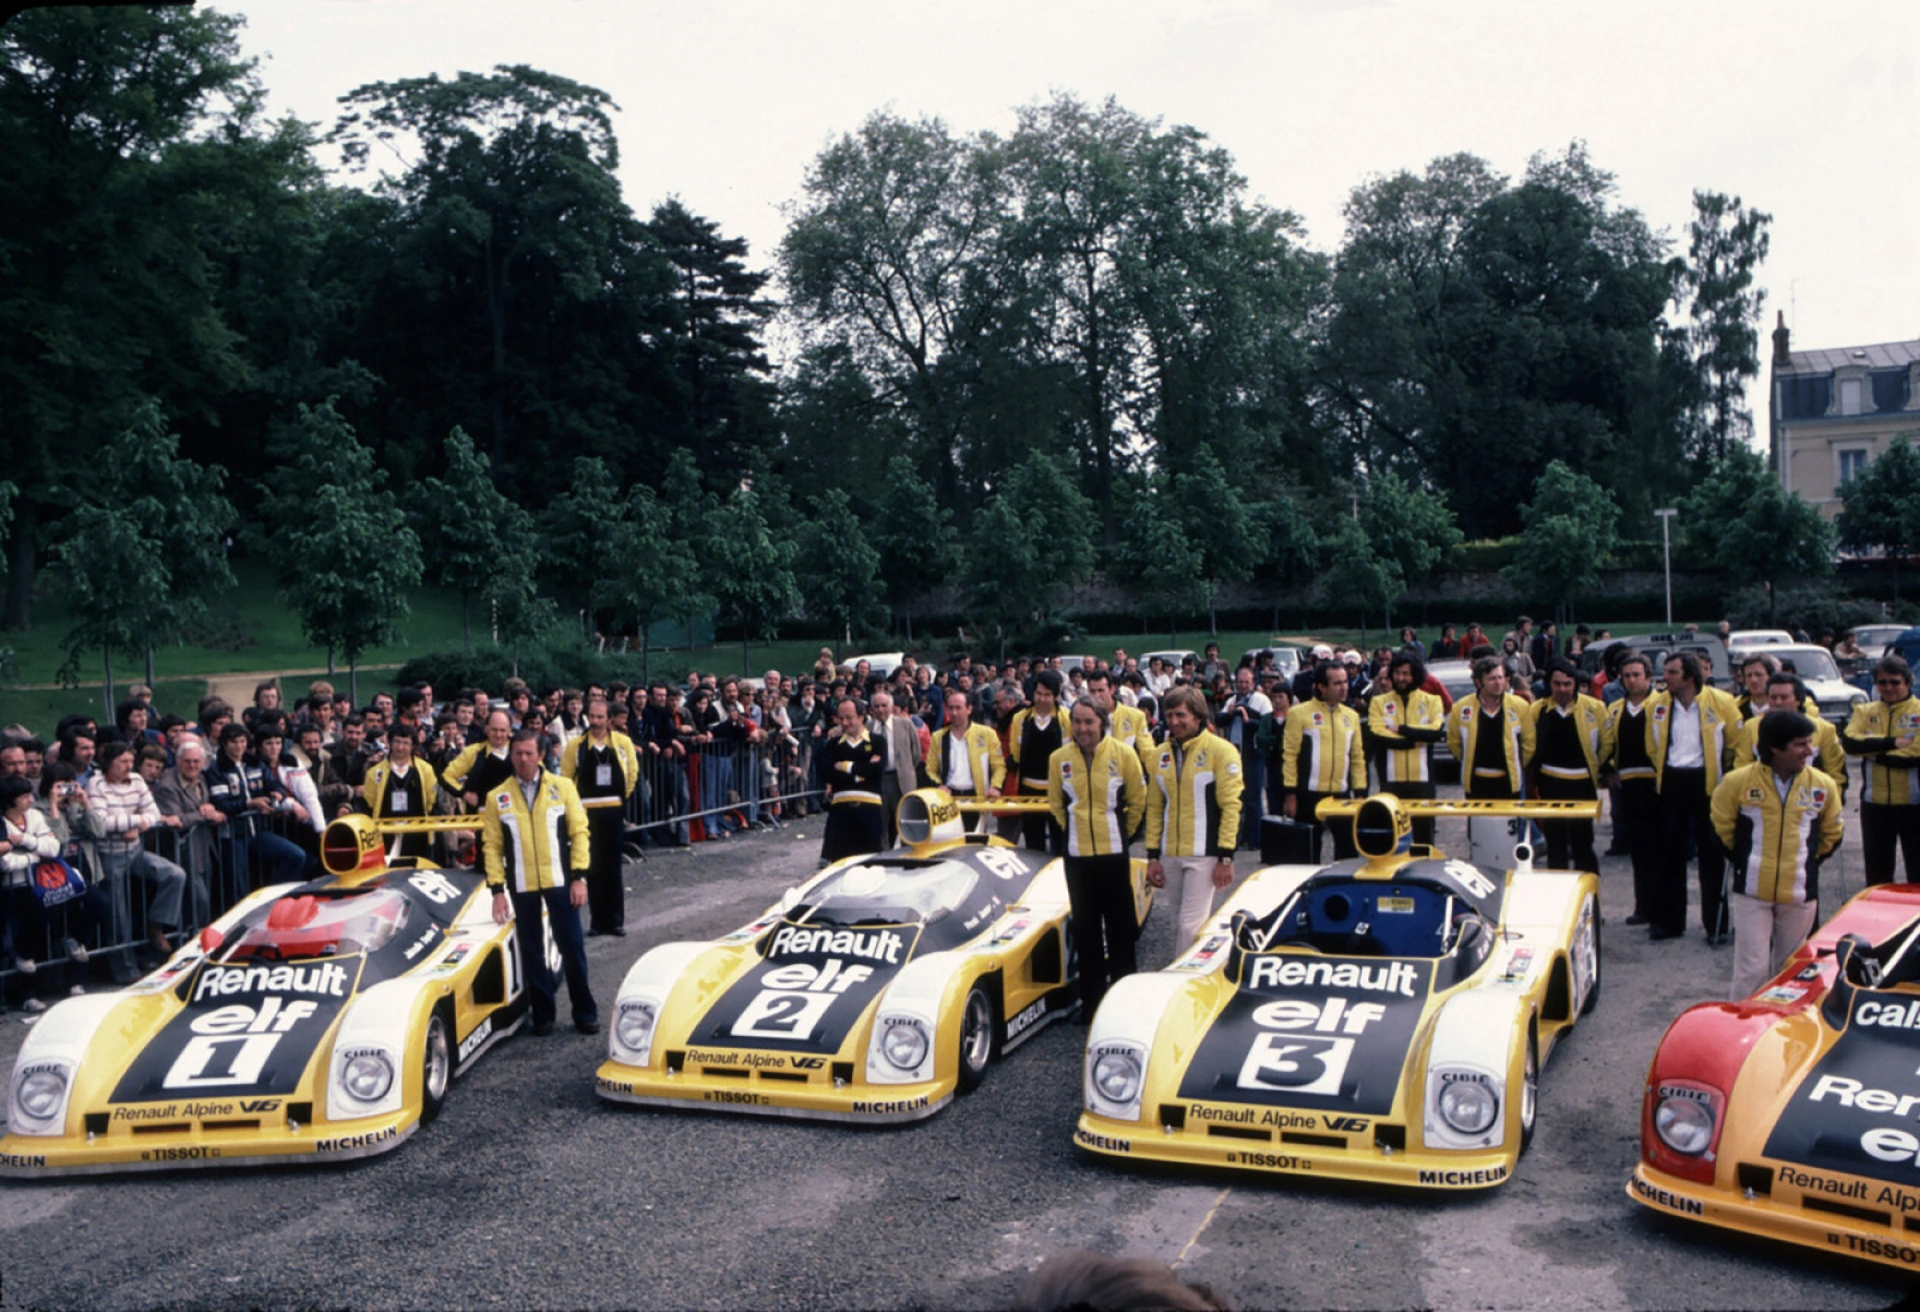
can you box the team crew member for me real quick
[819,698,886,863]
[1008,672,1068,851]
[444,709,516,811]
[559,697,639,937]
[1048,699,1146,1015]
[1525,660,1607,874]
[1601,655,1660,925]
[921,690,1005,833]
[1713,710,1843,998]
[1145,686,1244,955]
[1281,662,1365,861]
[1086,669,1153,771]
[1732,675,1846,791]
[1648,652,1738,944]
[483,730,597,1036]
[1446,657,1534,800]
[1841,655,1920,884]
[360,723,438,859]
[1367,650,1445,845]
[868,689,921,848]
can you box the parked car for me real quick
[1727,629,1795,648]
[1728,642,1869,724]
[1579,633,1733,692]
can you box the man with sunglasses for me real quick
[1842,656,1920,884]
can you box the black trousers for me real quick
[1535,774,1598,874]
[511,885,596,1026]
[1064,854,1136,1014]
[821,802,884,862]
[1863,804,1920,885]
[1614,778,1661,919]
[1657,767,1723,936]
[1378,780,1436,846]
[582,804,626,933]
[880,775,903,849]
[1296,790,1358,863]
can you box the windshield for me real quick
[801,859,980,926]
[1779,649,1841,682]
[219,888,411,963]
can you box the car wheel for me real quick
[1518,1022,1539,1155]
[956,983,995,1095]
[421,1007,452,1124]
[1580,905,1601,1016]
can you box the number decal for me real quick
[1442,860,1497,900]
[409,871,462,905]
[164,1034,281,1089]
[731,990,838,1040]
[976,847,1030,881]
[1237,1034,1354,1097]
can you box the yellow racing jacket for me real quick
[1047,736,1146,858]
[1145,729,1244,861]
[1842,695,1920,806]
[482,770,591,894]
[1367,688,1446,785]
[1281,698,1365,795]
[1711,762,1843,904]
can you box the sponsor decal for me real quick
[497,792,512,811]
[685,1048,806,1069]
[191,961,351,1003]
[768,926,905,963]
[1856,1000,1920,1031]
[1765,997,1920,1186]
[1658,1084,1711,1103]
[1075,1128,1132,1153]
[1419,1165,1508,1186]
[1178,957,1433,1113]
[0,1152,47,1168]
[1834,1234,1920,1264]
[141,1146,220,1162]
[852,1095,930,1115]
[434,943,473,974]
[1324,1115,1368,1133]
[1756,984,1809,1006]
[1631,1175,1704,1215]
[702,1089,764,1105]
[402,925,440,962]
[1059,762,1073,779]
[315,1126,398,1153]
[239,1099,279,1113]
[594,1076,634,1095]
[990,918,1033,946]
[1796,964,1823,982]
[699,929,913,1054]
[1500,949,1535,983]
[789,1056,827,1071]
[1877,1185,1920,1213]
[1779,1164,1869,1199]
[1226,1150,1309,1169]
[457,1017,493,1063]
[1376,897,1415,915]
[1005,998,1049,1040]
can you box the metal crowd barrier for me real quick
[621,735,825,845]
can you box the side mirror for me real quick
[1823,933,1876,1029]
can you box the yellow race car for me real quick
[1629,883,1920,1273]
[3,815,533,1175]
[595,789,1150,1122]
[1075,794,1600,1189]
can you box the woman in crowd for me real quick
[4,774,102,1013]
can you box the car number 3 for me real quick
[731,990,838,1041]
[1237,1034,1354,1097]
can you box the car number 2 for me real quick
[1237,1034,1353,1097]
[731,990,839,1041]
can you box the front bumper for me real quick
[0,1110,416,1177]
[1628,1163,1920,1274]
[1072,1113,1515,1189]
[594,1061,952,1125]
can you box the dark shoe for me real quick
[1706,931,1726,948]
[1624,914,1648,927]
[586,927,606,938]
[609,926,627,937]
[530,1019,555,1037]
[1648,927,1682,941]
[575,1019,601,1035]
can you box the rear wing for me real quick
[1313,794,1600,865]
[896,788,1048,849]
[321,812,484,878]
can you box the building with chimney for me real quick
[1769,313,1920,518]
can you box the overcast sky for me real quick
[229,0,1920,461]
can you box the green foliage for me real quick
[1359,472,1462,599]
[1838,435,1920,600]
[48,403,235,700]
[1678,191,1772,465]
[1115,476,1204,633]
[794,488,884,643]
[261,400,422,677]
[612,482,701,654]
[703,484,799,646]
[1452,537,1523,571]
[868,454,956,633]
[1504,460,1620,616]
[538,457,627,637]
[1724,583,1880,639]
[965,450,1096,639]
[1684,445,1833,622]
[1318,516,1399,634]
[413,428,539,646]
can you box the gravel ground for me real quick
[0,803,1911,1311]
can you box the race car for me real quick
[1628,883,1920,1273]
[594,788,1151,1123]
[1074,793,1600,1190]
[2,814,533,1174]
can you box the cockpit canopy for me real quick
[219,888,411,964]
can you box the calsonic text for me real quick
[1246,958,1419,998]
[193,961,350,1003]
[768,927,904,963]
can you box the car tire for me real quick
[420,1006,452,1124]
[1518,1021,1539,1156]
[956,983,996,1096]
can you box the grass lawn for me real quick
[0,678,210,740]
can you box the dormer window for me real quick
[1830,363,1874,417]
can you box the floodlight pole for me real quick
[1654,509,1678,627]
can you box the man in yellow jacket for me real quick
[1049,699,1146,1015]
[1648,651,1739,944]
[484,730,597,1036]
[559,696,640,937]
[1145,686,1244,957]
[1841,655,1920,885]
[921,689,1005,832]
[1731,674,1846,794]
[360,723,439,860]
[1367,651,1446,845]
[1524,660,1609,874]
[1281,660,1366,861]
[1712,709,1843,998]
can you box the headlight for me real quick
[1655,1095,1715,1155]
[342,1050,394,1104]
[1438,1077,1499,1134]
[615,1001,657,1060]
[880,1019,929,1071]
[15,1067,67,1121]
[1092,1050,1143,1105]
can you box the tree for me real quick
[1684,445,1834,625]
[0,6,263,628]
[867,454,956,641]
[703,484,799,671]
[1677,191,1772,466]
[1357,471,1462,626]
[1837,435,1920,604]
[1318,517,1399,641]
[1504,460,1621,625]
[795,489,884,648]
[413,427,538,648]
[48,403,234,712]
[965,451,1096,655]
[538,457,629,643]
[611,482,700,682]
[1114,475,1203,643]
[1168,447,1257,634]
[260,400,421,699]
